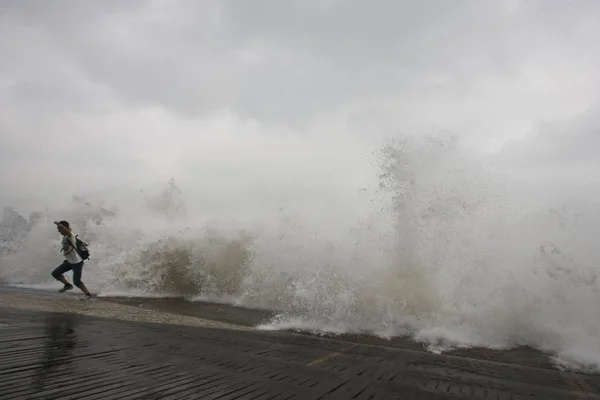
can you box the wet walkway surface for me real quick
[1,308,600,399]
[1,285,600,400]
[100,296,560,370]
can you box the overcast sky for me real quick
[1,0,600,214]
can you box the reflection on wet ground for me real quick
[33,314,78,391]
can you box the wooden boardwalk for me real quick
[0,306,598,399]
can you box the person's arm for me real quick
[54,222,74,254]
[54,221,73,237]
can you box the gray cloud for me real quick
[5,1,599,121]
[1,0,600,211]
[499,103,600,172]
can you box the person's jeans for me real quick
[51,261,85,287]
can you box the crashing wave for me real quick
[1,136,599,372]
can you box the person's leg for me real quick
[51,261,74,292]
[72,262,91,296]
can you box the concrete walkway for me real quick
[0,289,599,399]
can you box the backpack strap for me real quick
[71,235,84,259]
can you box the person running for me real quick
[51,221,92,299]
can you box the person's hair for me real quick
[59,220,70,229]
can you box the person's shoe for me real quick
[58,284,73,293]
[81,294,92,300]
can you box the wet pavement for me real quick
[102,295,277,327]
[1,288,600,399]
[101,296,559,370]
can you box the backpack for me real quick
[73,236,90,260]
